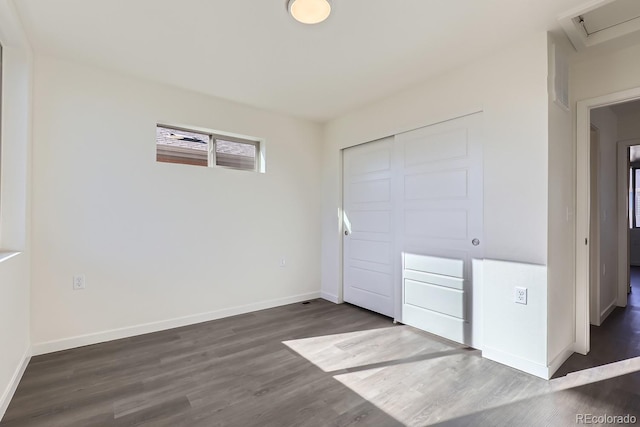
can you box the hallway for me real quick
[555,267,640,377]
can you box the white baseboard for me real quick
[483,346,549,379]
[320,291,341,304]
[0,345,31,421]
[600,299,617,324]
[32,291,321,356]
[547,343,575,378]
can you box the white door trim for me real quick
[575,86,640,355]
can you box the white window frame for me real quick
[156,123,266,173]
[210,134,261,173]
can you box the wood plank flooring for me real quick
[555,267,640,377]
[2,299,640,426]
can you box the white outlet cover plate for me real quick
[515,287,527,305]
[73,275,86,290]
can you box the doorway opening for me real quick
[565,91,640,376]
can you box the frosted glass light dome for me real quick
[288,0,331,24]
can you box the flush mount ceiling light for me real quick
[287,0,331,24]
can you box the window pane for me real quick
[215,139,257,171]
[636,169,640,228]
[156,125,209,166]
[630,168,634,229]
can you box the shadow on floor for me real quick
[429,371,640,427]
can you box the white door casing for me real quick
[576,88,640,356]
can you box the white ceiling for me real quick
[15,0,591,122]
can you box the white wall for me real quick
[0,0,32,419]
[590,107,618,325]
[573,43,640,103]
[618,110,640,141]
[321,32,551,376]
[546,33,575,370]
[483,260,548,378]
[30,55,323,352]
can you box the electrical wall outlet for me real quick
[73,275,86,290]
[514,287,527,305]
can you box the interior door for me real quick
[397,113,483,346]
[342,137,395,317]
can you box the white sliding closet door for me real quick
[342,113,483,346]
[343,137,395,317]
[397,113,483,346]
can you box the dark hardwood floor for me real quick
[555,266,640,377]
[2,299,640,426]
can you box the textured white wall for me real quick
[30,55,323,350]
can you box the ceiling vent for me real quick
[559,0,640,50]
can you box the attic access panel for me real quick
[559,0,640,50]
[578,0,640,35]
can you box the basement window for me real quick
[215,138,258,171]
[156,126,209,166]
[156,125,262,172]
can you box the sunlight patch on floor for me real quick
[282,325,541,426]
[284,326,640,426]
[551,355,640,391]
[283,325,460,372]
[332,355,640,426]
[332,356,469,425]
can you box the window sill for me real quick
[0,251,21,264]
